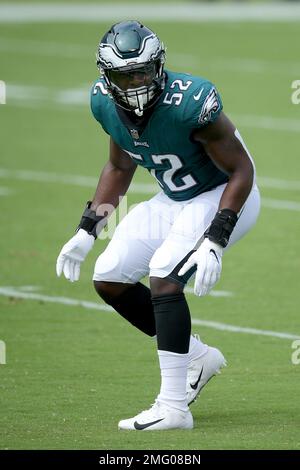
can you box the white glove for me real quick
[178,238,223,297]
[56,229,95,282]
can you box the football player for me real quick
[56,21,260,431]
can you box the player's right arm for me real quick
[89,138,137,214]
[56,138,137,282]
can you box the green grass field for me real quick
[1,3,300,450]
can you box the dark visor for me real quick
[108,62,157,91]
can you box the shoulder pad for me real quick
[90,78,109,125]
[183,79,223,128]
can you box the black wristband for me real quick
[77,201,105,239]
[204,208,238,248]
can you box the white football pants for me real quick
[93,183,260,284]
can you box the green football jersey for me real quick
[90,70,229,202]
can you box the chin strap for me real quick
[134,108,144,116]
[134,95,144,116]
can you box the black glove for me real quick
[204,208,238,248]
[77,201,106,239]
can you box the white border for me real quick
[1,3,300,23]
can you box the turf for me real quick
[0,11,300,450]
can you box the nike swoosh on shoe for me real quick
[133,418,165,430]
[190,366,204,390]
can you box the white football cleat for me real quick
[187,345,227,406]
[118,400,193,431]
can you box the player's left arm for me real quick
[192,111,254,213]
[179,111,255,296]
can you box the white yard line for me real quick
[209,57,300,77]
[1,3,300,23]
[0,186,13,196]
[1,38,299,77]
[184,286,233,298]
[260,197,300,212]
[191,318,299,341]
[231,114,300,133]
[0,286,113,312]
[0,286,298,341]
[1,168,300,211]
[0,37,91,59]
[258,177,300,192]
[6,83,300,134]
[0,168,100,188]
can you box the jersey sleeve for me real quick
[90,80,110,135]
[183,80,223,129]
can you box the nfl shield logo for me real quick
[130,129,139,140]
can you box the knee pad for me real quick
[93,240,128,282]
[94,248,121,278]
[149,241,175,272]
[149,240,197,286]
[93,241,146,283]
